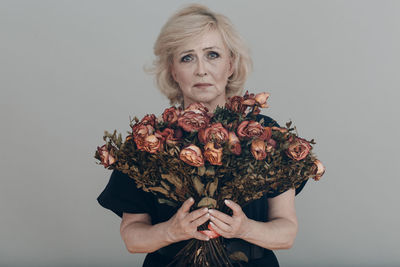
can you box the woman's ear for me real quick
[228,55,235,77]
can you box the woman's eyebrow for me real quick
[179,46,221,55]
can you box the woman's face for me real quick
[171,29,234,110]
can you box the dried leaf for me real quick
[149,186,169,196]
[161,173,183,189]
[205,166,215,176]
[197,166,206,176]
[157,198,177,207]
[208,178,218,197]
[229,251,249,263]
[197,197,216,208]
[192,176,204,196]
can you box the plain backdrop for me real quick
[1,0,399,266]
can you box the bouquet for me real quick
[95,91,325,266]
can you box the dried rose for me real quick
[203,142,223,165]
[185,102,209,114]
[179,144,205,167]
[228,131,241,155]
[132,123,154,150]
[251,138,267,160]
[237,121,270,140]
[178,110,210,132]
[143,134,162,153]
[242,91,256,106]
[286,137,312,161]
[225,95,245,115]
[140,114,157,127]
[198,123,229,144]
[254,92,270,108]
[263,127,272,142]
[311,159,325,181]
[162,107,181,126]
[97,145,116,168]
[158,128,182,145]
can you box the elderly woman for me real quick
[98,4,307,267]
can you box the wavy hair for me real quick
[150,4,253,106]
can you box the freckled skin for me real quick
[170,30,234,111]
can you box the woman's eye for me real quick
[207,51,220,59]
[181,55,193,62]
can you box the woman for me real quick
[98,4,307,266]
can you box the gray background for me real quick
[1,0,399,266]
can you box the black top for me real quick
[97,115,308,267]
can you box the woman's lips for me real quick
[194,83,213,88]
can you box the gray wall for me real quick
[1,0,399,266]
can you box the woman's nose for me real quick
[195,58,207,77]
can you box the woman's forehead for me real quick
[174,29,228,54]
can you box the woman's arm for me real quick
[120,197,210,254]
[208,188,298,250]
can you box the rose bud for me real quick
[255,92,270,108]
[162,106,180,125]
[178,110,210,132]
[140,114,157,127]
[312,159,325,181]
[179,144,205,167]
[286,137,312,161]
[237,120,266,139]
[203,142,223,165]
[228,131,241,155]
[97,145,116,168]
[143,134,162,153]
[266,138,277,153]
[251,138,267,160]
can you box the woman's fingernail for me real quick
[224,199,230,205]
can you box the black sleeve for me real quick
[97,169,155,218]
[256,114,309,198]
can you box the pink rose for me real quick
[179,144,205,167]
[97,145,116,168]
[198,123,229,144]
[251,138,267,160]
[228,131,241,155]
[162,107,181,126]
[286,137,312,161]
[203,142,223,165]
[178,110,210,132]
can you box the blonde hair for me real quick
[151,4,253,106]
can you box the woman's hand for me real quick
[208,200,251,239]
[165,197,211,243]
